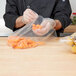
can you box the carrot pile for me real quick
[32,24,42,31]
[7,36,44,49]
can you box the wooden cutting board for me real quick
[64,25,76,33]
[0,37,76,76]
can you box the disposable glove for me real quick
[33,18,56,36]
[22,9,38,24]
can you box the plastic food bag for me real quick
[12,16,55,40]
[59,32,76,53]
[8,15,56,49]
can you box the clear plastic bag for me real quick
[59,33,76,54]
[11,15,55,41]
[7,15,56,49]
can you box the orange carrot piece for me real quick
[32,24,42,31]
[32,24,36,27]
[36,42,45,45]
[7,36,45,49]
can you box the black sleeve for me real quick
[53,0,72,35]
[3,0,19,31]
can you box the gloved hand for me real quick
[22,9,38,24]
[33,18,56,36]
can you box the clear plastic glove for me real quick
[33,18,56,36]
[22,9,38,24]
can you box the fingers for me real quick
[33,29,45,36]
[32,18,56,36]
[33,22,51,36]
[41,19,48,27]
[24,9,34,19]
[38,22,50,33]
[25,9,38,19]
[41,18,56,28]
[23,9,38,24]
[28,9,38,18]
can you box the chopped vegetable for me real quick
[32,24,42,30]
[8,36,44,49]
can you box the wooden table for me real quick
[0,37,76,76]
[64,25,76,33]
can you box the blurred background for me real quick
[0,0,76,36]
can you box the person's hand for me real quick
[33,18,56,36]
[22,9,38,24]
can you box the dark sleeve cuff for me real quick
[3,14,19,31]
[11,16,19,31]
[55,16,65,29]
[54,16,65,36]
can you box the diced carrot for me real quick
[32,24,36,27]
[36,24,40,28]
[32,24,42,31]
[32,27,37,30]
[14,40,28,49]
[36,42,45,45]
[31,43,38,47]
[7,36,44,49]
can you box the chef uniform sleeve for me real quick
[53,0,72,34]
[3,0,19,31]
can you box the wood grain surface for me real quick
[0,37,76,76]
[64,25,76,33]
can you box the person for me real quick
[3,0,72,36]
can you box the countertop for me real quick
[0,37,76,76]
[64,25,76,33]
